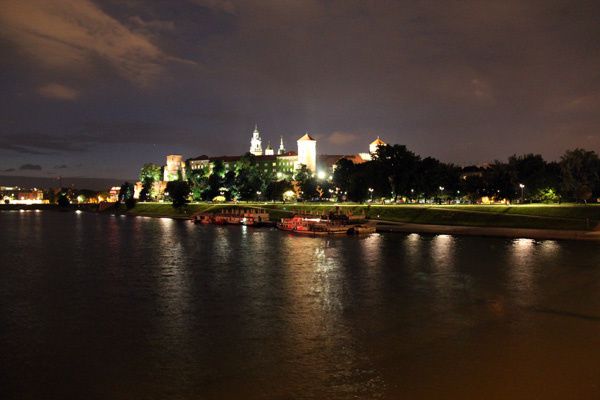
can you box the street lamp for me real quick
[519,183,525,203]
[256,190,262,201]
[368,187,374,202]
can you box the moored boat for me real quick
[191,207,272,227]
[277,214,352,235]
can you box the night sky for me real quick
[1,0,600,179]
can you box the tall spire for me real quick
[265,140,274,155]
[249,124,263,155]
[278,136,286,154]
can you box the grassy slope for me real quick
[125,202,600,231]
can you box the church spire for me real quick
[265,140,274,155]
[249,124,263,155]
[278,136,286,155]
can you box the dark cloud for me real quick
[0,122,193,154]
[0,132,86,154]
[54,164,69,169]
[3,168,16,172]
[19,164,42,170]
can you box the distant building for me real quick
[189,155,210,172]
[158,126,386,193]
[249,125,263,156]
[297,133,317,172]
[1,186,46,204]
[264,141,274,156]
[369,136,387,154]
[278,136,286,155]
[164,154,185,181]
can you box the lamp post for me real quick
[256,190,262,201]
[519,183,525,203]
[368,187,374,202]
[439,186,444,204]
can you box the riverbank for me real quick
[4,202,600,241]
[123,202,600,241]
[374,220,600,241]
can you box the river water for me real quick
[1,210,600,399]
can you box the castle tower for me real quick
[265,141,274,156]
[163,154,185,182]
[297,133,317,172]
[369,136,386,155]
[249,124,263,156]
[278,136,286,155]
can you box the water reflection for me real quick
[508,238,536,300]
[156,216,192,345]
[430,235,459,316]
[4,213,600,400]
[403,233,422,275]
[431,234,456,270]
[360,233,383,269]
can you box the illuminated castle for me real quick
[164,125,386,182]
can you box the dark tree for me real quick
[118,182,134,203]
[332,158,356,198]
[204,160,225,200]
[484,161,518,201]
[294,165,319,200]
[373,144,420,200]
[57,192,70,208]
[265,179,293,201]
[560,149,600,202]
[166,180,191,208]
[223,170,237,200]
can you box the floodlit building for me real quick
[264,141,274,156]
[278,136,286,155]
[369,136,387,155]
[158,125,386,189]
[358,136,388,161]
[0,186,46,204]
[163,154,185,181]
[249,125,263,156]
[297,133,317,172]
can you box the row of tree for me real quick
[333,145,600,202]
[332,146,600,203]
[138,146,600,205]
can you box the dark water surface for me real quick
[2,211,600,399]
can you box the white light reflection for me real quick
[156,216,192,344]
[404,233,421,261]
[508,238,536,306]
[540,240,559,257]
[432,234,456,270]
[360,233,382,268]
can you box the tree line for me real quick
[138,146,600,205]
[333,146,600,203]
